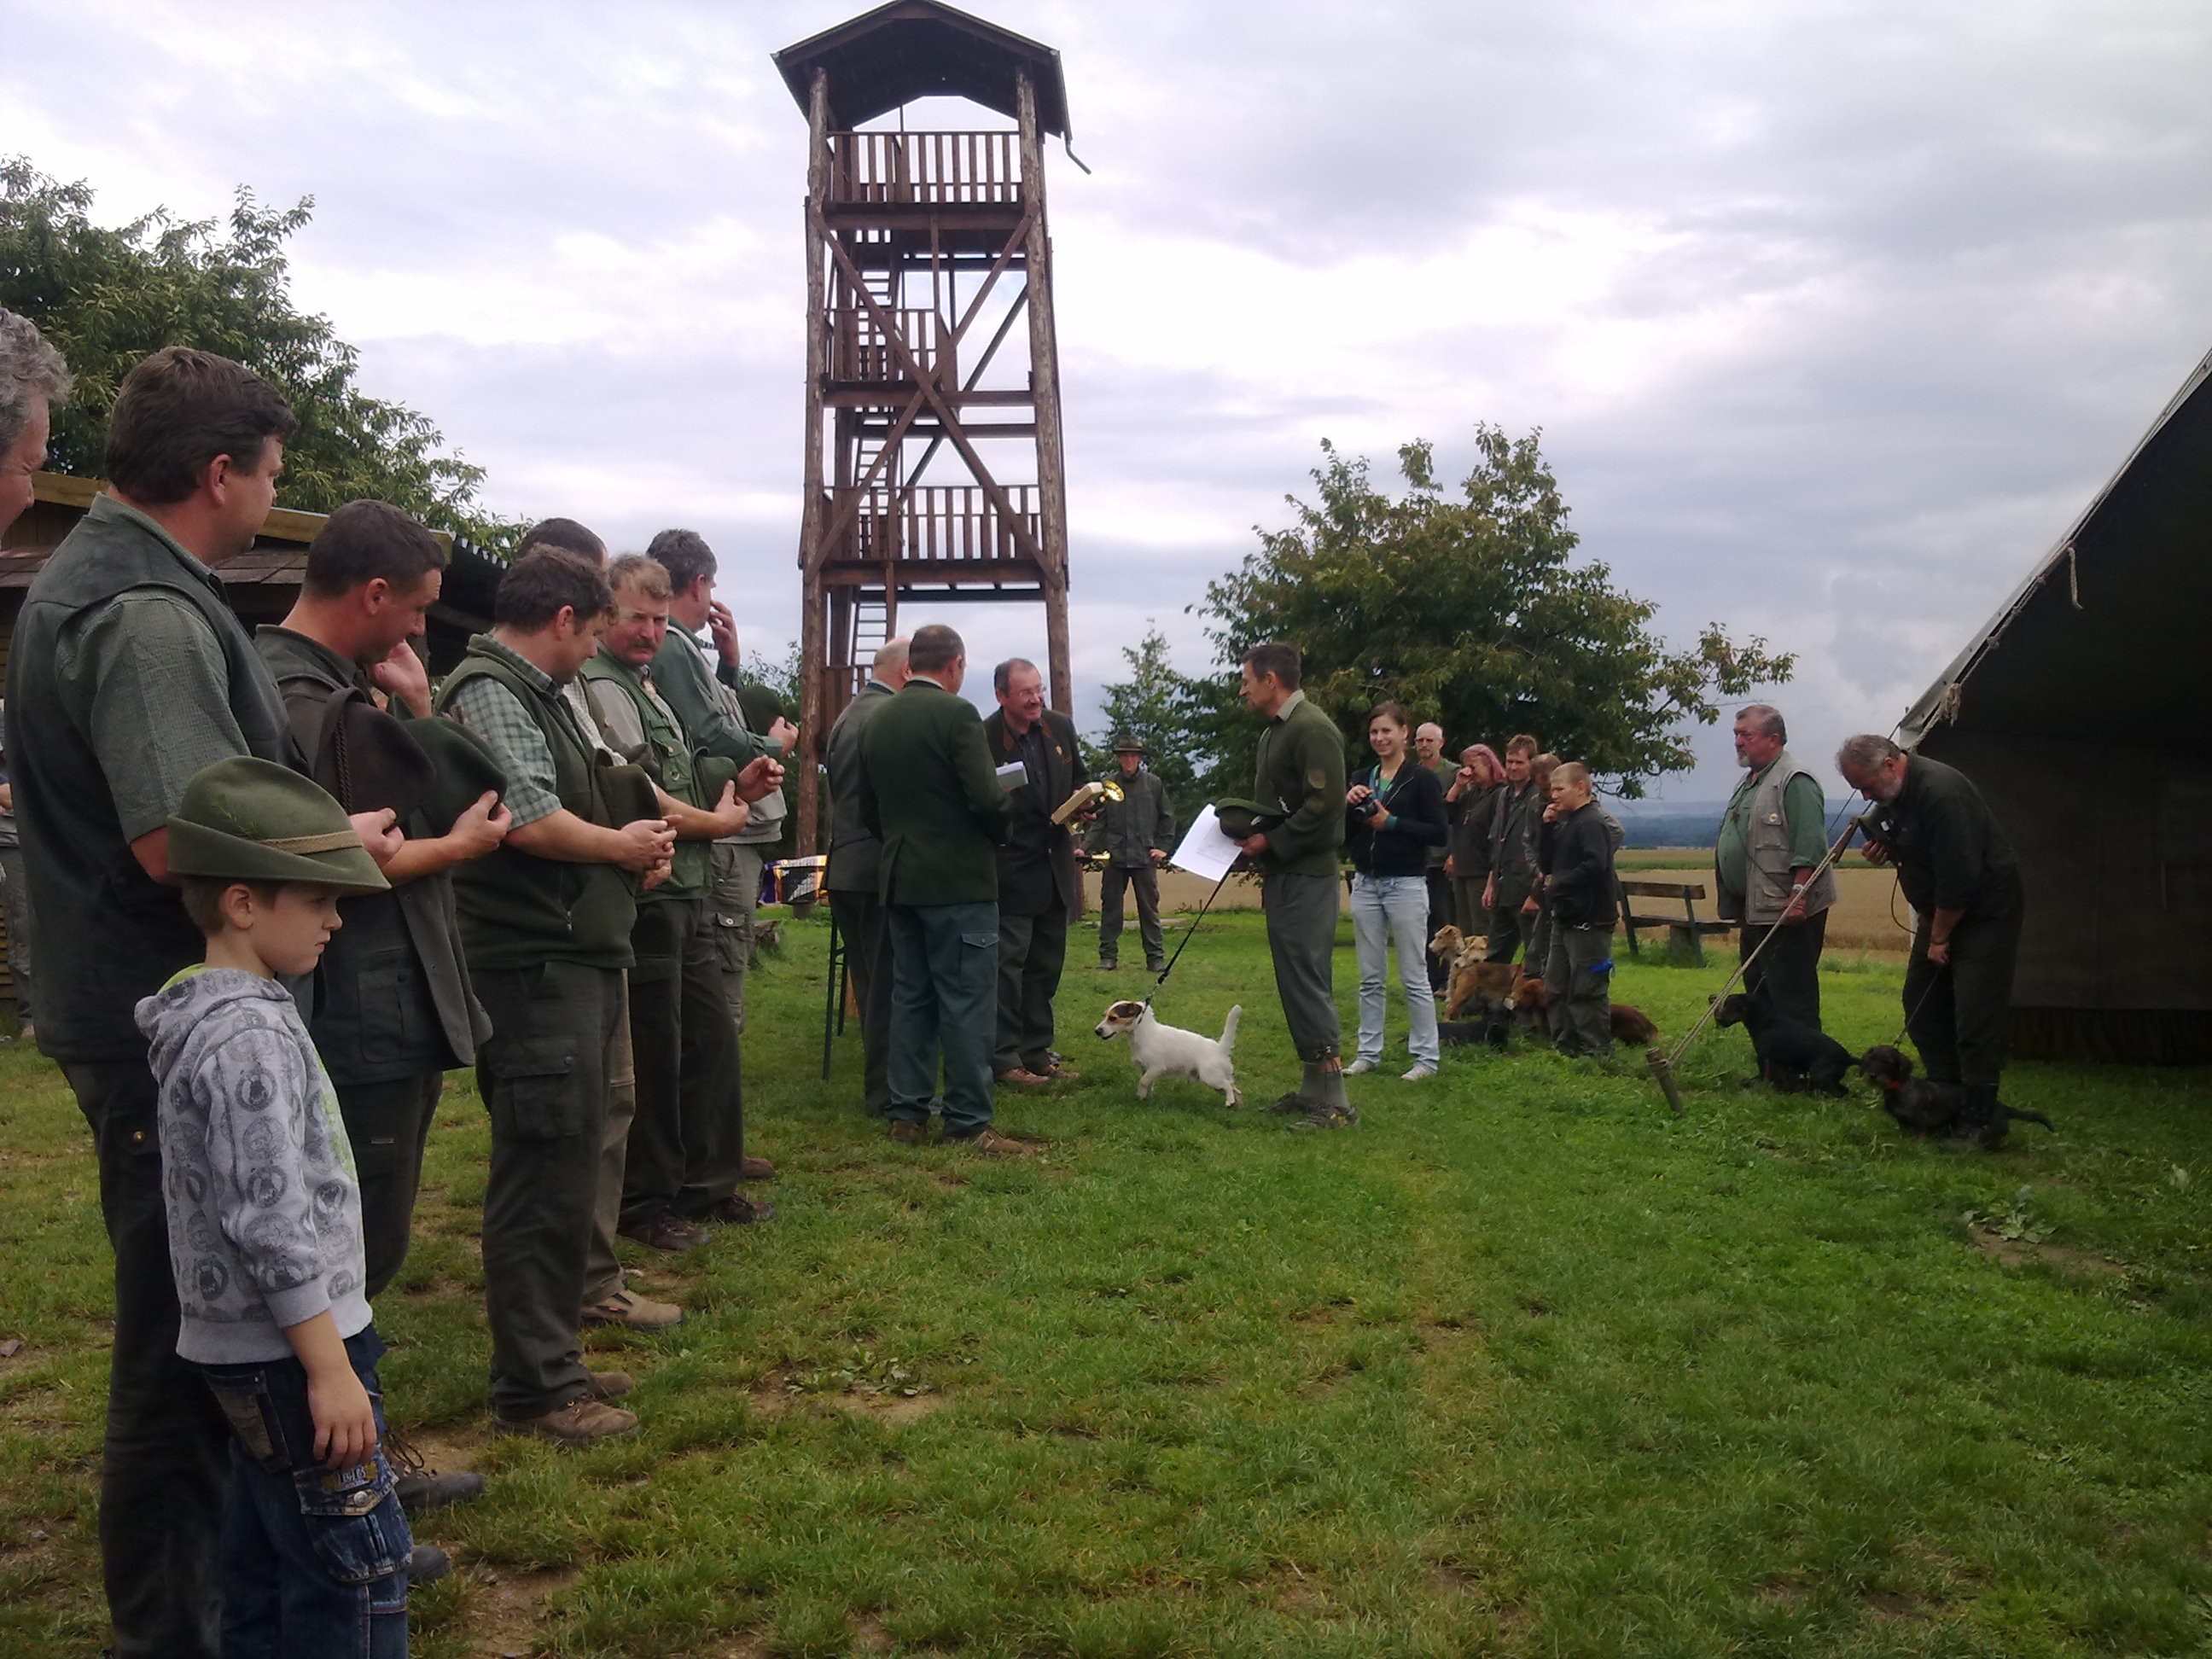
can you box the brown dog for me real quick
[1430,925,1511,1020]
[1512,975,1659,1045]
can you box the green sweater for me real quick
[1253,690,1347,878]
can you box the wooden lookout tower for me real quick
[774,0,1076,851]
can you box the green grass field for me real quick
[4,911,2211,1658]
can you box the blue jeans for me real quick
[200,1326,411,1659]
[887,900,999,1138]
[1351,874,1440,1068]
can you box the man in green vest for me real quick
[582,555,779,1250]
[5,347,402,1658]
[1228,642,1353,1130]
[856,624,1033,1153]
[644,529,797,1034]
[1714,704,1836,1029]
[1414,721,1455,990]
[436,551,677,1446]
[257,500,513,1505]
[1086,735,1175,974]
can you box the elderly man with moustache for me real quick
[824,636,911,1117]
[583,555,781,1250]
[1715,704,1836,1029]
[984,656,1089,1086]
[857,625,1033,1153]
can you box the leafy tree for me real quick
[1196,426,1795,797]
[0,158,515,548]
[1083,624,1220,831]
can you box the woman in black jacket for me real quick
[1344,702,1448,1079]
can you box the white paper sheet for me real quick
[994,761,1027,794]
[1169,812,1245,882]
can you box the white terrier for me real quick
[1093,998,1242,1108]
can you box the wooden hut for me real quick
[1899,346,2212,1063]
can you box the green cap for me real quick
[1110,733,1147,755]
[166,756,390,894]
[1213,797,1284,841]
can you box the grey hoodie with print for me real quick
[137,967,371,1365]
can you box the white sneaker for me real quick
[1401,1064,1436,1081]
[1344,1058,1379,1075]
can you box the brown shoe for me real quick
[739,1155,777,1181]
[581,1287,685,1330]
[1033,1062,1081,1081]
[995,1068,1052,1086]
[584,1370,636,1401]
[888,1119,927,1146]
[619,1213,709,1254]
[958,1127,1039,1156]
[496,1395,639,1446]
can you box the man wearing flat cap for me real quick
[1086,734,1174,975]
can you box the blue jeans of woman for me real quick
[1351,874,1440,1068]
[199,1326,410,1659]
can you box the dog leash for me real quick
[1142,864,1238,1010]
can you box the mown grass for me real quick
[4,911,2211,1657]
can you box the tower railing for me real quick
[828,131,1022,204]
[827,484,1040,566]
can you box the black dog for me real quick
[1438,1019,1509,1050]
[1857,1045,2054,1149]
[1714,991,1854,1096]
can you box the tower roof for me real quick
[773,0,1069,138]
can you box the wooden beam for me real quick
[796,65,832,855]
[1019,72,1074,717]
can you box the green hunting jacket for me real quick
[856,678,1010,906]
[579,649,709,902]
[1252,690,1347,878]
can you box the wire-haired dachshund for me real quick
[1857,1045,2053,1149]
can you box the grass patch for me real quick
[4,912,2211,1656]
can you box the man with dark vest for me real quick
[1838,734,2026,1132]
[1086,734,1174,974]
[1414,721,1455,989]
[1226,642,1353,1130]
[3,347,400,1659]
[257,501,515,1504]
[856,624,1033,1152]
[824,636,911,1116]
[436,551,677,1445]
[984,656,1089,1086]
[582,554,778,1249]
[1480,735,1545,963]
[1715,704,1836,1029]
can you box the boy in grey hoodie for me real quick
[136,756,415,1656]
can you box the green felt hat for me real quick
[166,756,390,894]
[694,754,741,806]
[595,760,662,829]
[405,716,509,838]
[1213,797,1284,841]
[1110,733,1147,755]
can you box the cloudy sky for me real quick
[10,0,2209,798]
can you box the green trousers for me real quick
[1262,871,1342,1061]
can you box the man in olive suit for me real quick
[855,625,1032,1154]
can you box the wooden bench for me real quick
[1618,880,1734,966]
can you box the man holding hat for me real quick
[1086,734,1175,974]
[6,347,401,1659]
[258,504,511,1324]
[1226,642,1354,1130]
[436,550,677,1446]
[582,554,779,1253]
